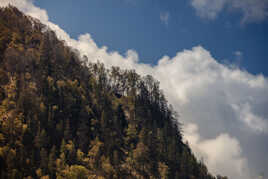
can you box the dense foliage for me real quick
[0,6,228,179]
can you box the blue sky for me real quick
[34,0,268,75]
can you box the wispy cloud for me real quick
[232,50,243,66]
[190,0,268,23]
[1,1,268,178]
[234,51,242,57]
[160,11,170,25]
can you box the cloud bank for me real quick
[1,1,268,178]
[184,123,250,179]
[190,0,268,23]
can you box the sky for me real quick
[1,0,268,179]
[34,0,268,76]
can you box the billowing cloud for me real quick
[160,12,170,25]
[1,1,268,178]
[184,123,250,179]
[190,0,268,23]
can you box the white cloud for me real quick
[190,0,268,23]
[191,0,227,19]
[232,103,268,133]
[184,123,250,179]
[1,1,268,178]
[160,12,170,25]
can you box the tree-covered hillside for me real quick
[0,6,228,179]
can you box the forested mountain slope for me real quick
[0,6,228,179]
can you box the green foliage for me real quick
[0,6,228,179]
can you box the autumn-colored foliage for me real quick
[0,6,228,179]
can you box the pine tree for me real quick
[40,148,48,173]
[48,145,56,176]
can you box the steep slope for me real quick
[0,6,228,179]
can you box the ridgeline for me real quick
[0,6,228,179]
